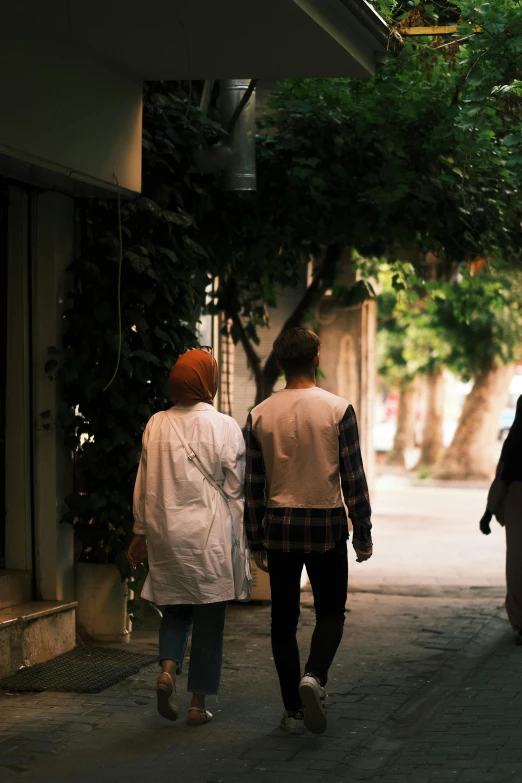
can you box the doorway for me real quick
[0,182,8,568]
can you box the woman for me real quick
[128,348,245,724]
[481,394,522,644]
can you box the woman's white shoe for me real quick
[156,672,179,722]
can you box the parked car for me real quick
[374,420,396,453]
[374,410,514,453]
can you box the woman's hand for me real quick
[252,550,269,573]
[128,534,147,569]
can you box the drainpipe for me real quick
[220,79,257,192]
[199,80,215,115]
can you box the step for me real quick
[0,569,32,610]
[0,600,77,679]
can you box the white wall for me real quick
[231,270,309,426]
[230,258,376,488]
[0,23,143,194]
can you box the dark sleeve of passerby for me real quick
[244,413,267,551]
[339,405,373,551]
[499,394,522,483]
[479,507,492,535]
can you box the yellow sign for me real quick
[401,25,481,36]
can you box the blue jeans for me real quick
[158,602,227,695]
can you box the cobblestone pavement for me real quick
[1,479,520,783]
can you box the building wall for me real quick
[227,257,376,488]
[3,187,75,604]
[32,193,76,602]
[231,268,309,427]
[316,251,376,488]
[4,187,33,576]
[317,299,377,490]
[0,16,143,607]
[0,23,143,194]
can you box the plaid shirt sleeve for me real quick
[339,405,372,551]
[244,413,267,551]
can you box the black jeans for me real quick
[268,539,348,712]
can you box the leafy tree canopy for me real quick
[253,0,522,272]
[429,266,522,377]
[387,260,522,381]
[187,0,522,376]
[377,266,451,388]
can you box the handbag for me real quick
[165,410,252,601]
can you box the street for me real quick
[350,473,506,595]
[0,475,520,783]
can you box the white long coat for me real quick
[133,404,245,605]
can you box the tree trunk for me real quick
[419,366,445,467]
[432,362,515,481]
[228,244,345,410]
[386,380,418,467]
[255,244,344,405]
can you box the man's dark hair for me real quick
[273,328,321,376]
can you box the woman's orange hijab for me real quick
[169,350,218,406]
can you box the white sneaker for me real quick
[280,710,305,735]
[298,674,327,734]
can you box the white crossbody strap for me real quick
[165,410,231,502]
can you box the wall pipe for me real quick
[220,79,257,192]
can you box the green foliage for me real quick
[261,1,522,266]
[267,1,522,396]
[379,261,522,388]
[55,83,223,567]
[367,0,398,21]
[150,3,522,403]
[429,266,522,378]
[377,265,451,387]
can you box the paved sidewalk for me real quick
[373,635,522,782]
[0,477,519,783]
[0,593,516,783]
[350,474,506,595]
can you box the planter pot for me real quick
[250,562,271,601]
[250,563,309,601]
[75,563,131,643]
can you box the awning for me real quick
[5,0,400,80]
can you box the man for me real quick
[245,327,372,735]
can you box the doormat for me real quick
[0,646,158,693]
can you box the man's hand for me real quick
[354,545,372,563]
[253,549,269,573]
[128,534,147,569]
